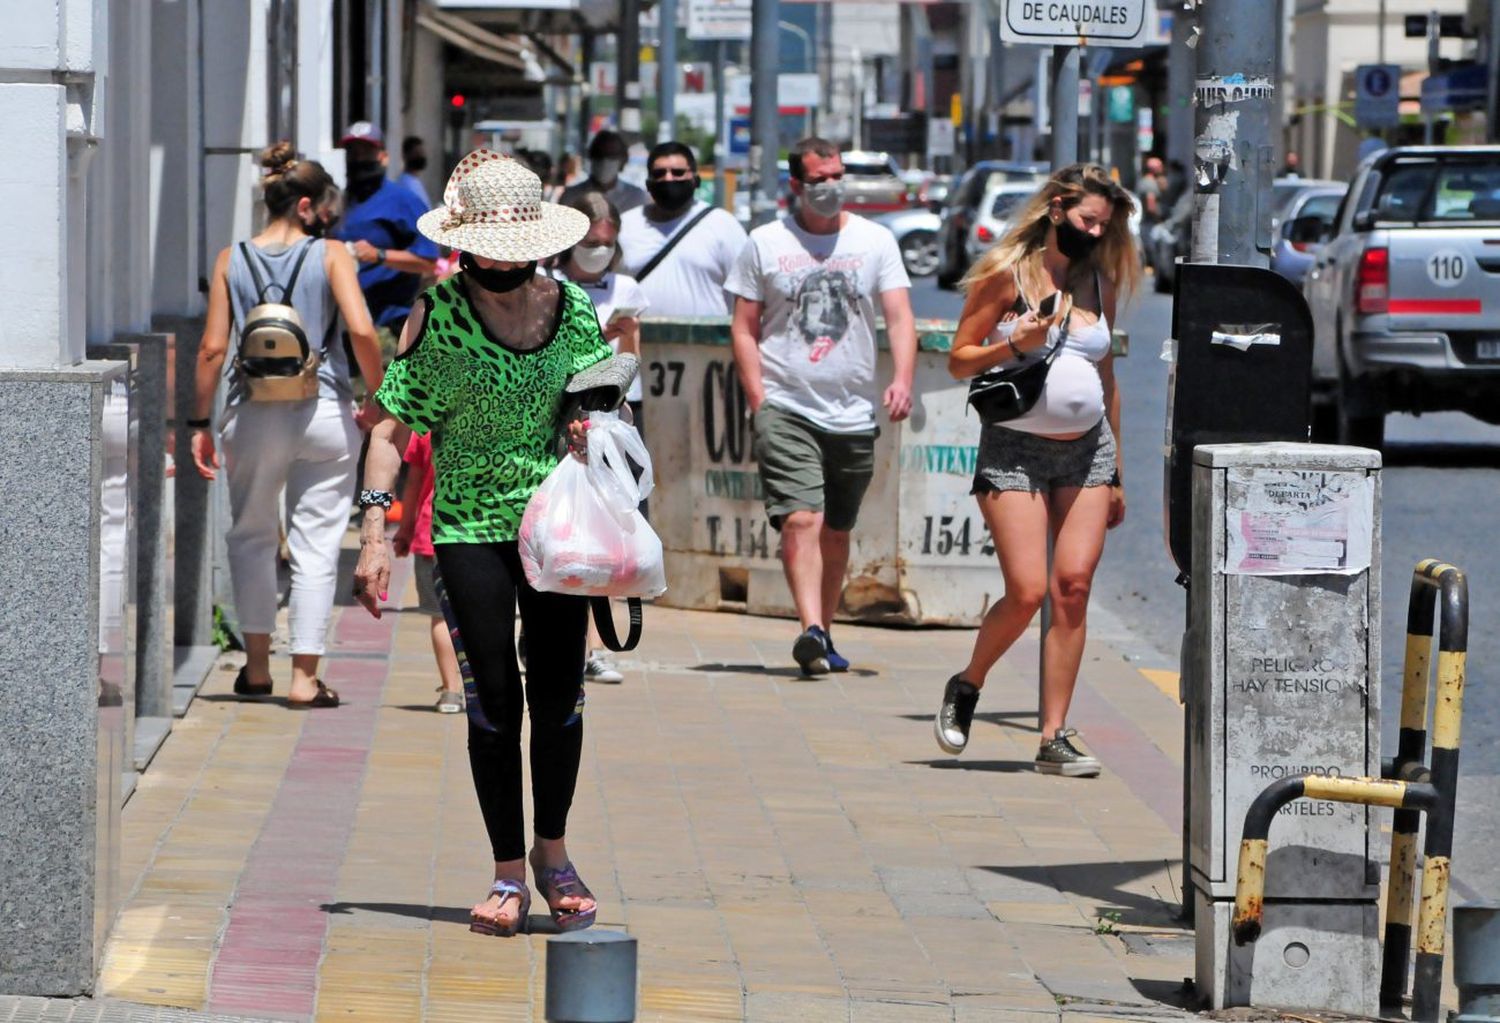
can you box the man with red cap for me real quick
[333,121,440,338]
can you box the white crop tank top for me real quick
[994,272,1111,437]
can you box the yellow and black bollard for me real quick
[1230,560,1467,1023]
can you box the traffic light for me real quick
[450,93,466,108]
[1404,14,1471,38]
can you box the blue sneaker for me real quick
[824,632,849,673]
[792,626,831,677]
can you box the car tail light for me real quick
[1356,247,1389,315]
[976,225,995,244]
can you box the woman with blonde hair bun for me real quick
[933,163,1138,777]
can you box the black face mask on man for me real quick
[648,176,698,213]
[346,159,386,201]
[460,252,537,293]
[1053,212,1102,262]
[405,154,428,173]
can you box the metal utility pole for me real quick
[579,31,595,155]
[1191,0,1277,267]
[618,0,643,137]
[1166,5,1195,183]
[1424,8,1440,145]
[986,16,1004,159]
[1489,0,1500,142]
[750,0,780,227]
[1378,0,1388,64]
[713,40,727,206]
[1050,44,1079,169]
[658,0,678,141]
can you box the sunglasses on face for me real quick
[649,166,694,180]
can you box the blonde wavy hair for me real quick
[962,163,1140,316]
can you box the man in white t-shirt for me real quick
[726,137,915,678]
[619,142,748,316]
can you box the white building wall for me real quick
[0,0,102,369]
[1293,0,1471,179]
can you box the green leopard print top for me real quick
[375,276,610,545]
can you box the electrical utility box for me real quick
[1187,443,1382,1015]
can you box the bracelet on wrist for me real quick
[185,417,212,429]
[1005,335,1023,360]
[358,489,394,510]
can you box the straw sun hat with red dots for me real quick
[417,149,589,263]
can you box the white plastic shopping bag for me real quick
[518,411,667,598]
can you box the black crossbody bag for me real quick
[965,293,1067,424]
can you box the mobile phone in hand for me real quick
[1037,292,1059,318]
[606,306,644,326]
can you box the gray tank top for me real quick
[226,237,351,405]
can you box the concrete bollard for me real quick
[545,930,637,1022]
[1454,904,1500,1022]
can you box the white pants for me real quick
[221,399,360,654]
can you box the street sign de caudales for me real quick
[1000,0,1148,46]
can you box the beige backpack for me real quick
[235,241,323,401]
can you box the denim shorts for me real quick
[413,553,443,615]
[971,419,1116,495]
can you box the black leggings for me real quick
[434,541,589,862]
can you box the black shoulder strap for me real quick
[238,242,270,301]
[636,205,716,283]
[278,240,316,302]
[240,240,315,304]
[590,597,642,652]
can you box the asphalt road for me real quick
[908,273,1500,897]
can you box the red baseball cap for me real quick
[339,121,385,147]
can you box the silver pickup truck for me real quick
[1300,146,1500,448]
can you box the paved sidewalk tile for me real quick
[37,563,1209,1022]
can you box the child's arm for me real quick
[392,446,429,558]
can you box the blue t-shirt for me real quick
[334,179,440,327]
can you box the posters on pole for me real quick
[1223,469,1374,576]
[1000,0,1149,46]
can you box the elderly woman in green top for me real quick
[353,152,611,937]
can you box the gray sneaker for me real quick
[1035,728,1101,777]
[435,689,464,714]
[585,655,624,684]
[934,674,980,754]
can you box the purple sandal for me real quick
[470,878,531,937]
[529,856,597,931]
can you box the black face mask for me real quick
[406,155,428,173]
[347,159,386,201]
[1054,214,1101,261]
[302,213,339,239]
[648,177,698,213]
[460,253,537,293]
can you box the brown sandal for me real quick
[287,679,340,709]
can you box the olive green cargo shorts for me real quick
[752,403,877,532]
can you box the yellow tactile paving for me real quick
[1138,667,1182,703]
